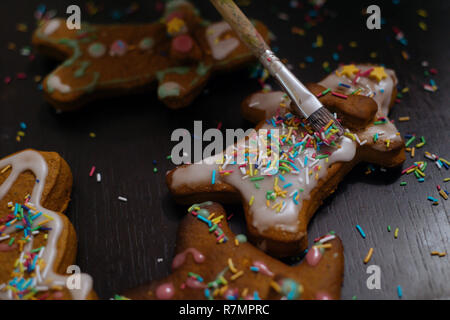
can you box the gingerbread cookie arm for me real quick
[123,202,343,300]
[0,150,95,300]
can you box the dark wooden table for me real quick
[0,0,448,300]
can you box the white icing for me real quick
[47,75,71,94]
[206,22,240,60]
[248,92,287,118]
[171,97,357,233]
[0,150,93,300]
[87,42,106,58]
[171,64,399,234]
[319,64,401,150]
[43,19,61,36]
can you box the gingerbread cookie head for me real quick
[123,202,344,300]
[0,150,95,299]
[167,64,405,257]
[32,0,269,111]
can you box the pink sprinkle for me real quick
[332,92,348,99]
[4,76,12,84]
[217,122,222,130]
[89,166,96,177]
[360,68,374,77]
[430,68,438,75]
[227,213,234,220]
[16,73,27,80]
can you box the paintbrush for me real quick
[209,0,344,135]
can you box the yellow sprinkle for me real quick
[242,288,248,297]
[315,173,319,180]
[398,116,410,122]
[230,270,244,281]
[42,214,54,220]
[219,285,228,295]
[394,228,399,239]
[266,200,270,207]
[249,196,255,206]
[207,213,215,220]
[314,243,332,249]
[212,215,224,224]
[270,281,281,293]
[364,248,374,264]
[386,139,390,148]
[411,147,415,158]
[1,165,11,174]
[219,276,228,286]
[89,132,96,138]
[418,21,427,31]
[431,251,446,257]
[228,258,238,273]
[234,238,239,247]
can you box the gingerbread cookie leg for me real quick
[123,202,344,300]
[0,150,95,300]
[32,1,269,111]
[167,65,405,257]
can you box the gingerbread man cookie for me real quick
[0,150,95,299]
[32,0,269,111]
[167,64,405,257]
[123,202,344,300]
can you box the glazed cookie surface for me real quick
[0,149,95,299]
[167,64,405,257]
[32,0,269,111]
[123,202,344,300]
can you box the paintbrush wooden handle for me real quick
[209,0,269,57]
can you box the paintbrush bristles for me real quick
[308,107,345,136]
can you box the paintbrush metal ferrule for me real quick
[260,50,344,135]
[260,50,322,118]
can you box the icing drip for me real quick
[47,75,71,94]
[305,246,322,266]
[253,261,274,277]
[43,19,60,36]
[156,282,175,299]
[158,82,182,98]
[87,42,106,58]
[205,22,240,60]
[172,248,206,270]
[0,150,93,299]
[315,292,332,300]
[185,277,206,289]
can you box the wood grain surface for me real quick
[0,0,448,299]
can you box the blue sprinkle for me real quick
[397,285,403,298]
[356,225,366,239]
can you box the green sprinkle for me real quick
[316,154,329,159]
[250,177,264,181]
[373,121,386,125]
[254,183,260,189]
[8,237,15,246]
[405,136,416,147]
[387,225,391,232]
[153,167,158,173]
[31,246,43,253]
[400,182,407,186]
[166,155,172,159]
[321,88,331,95]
